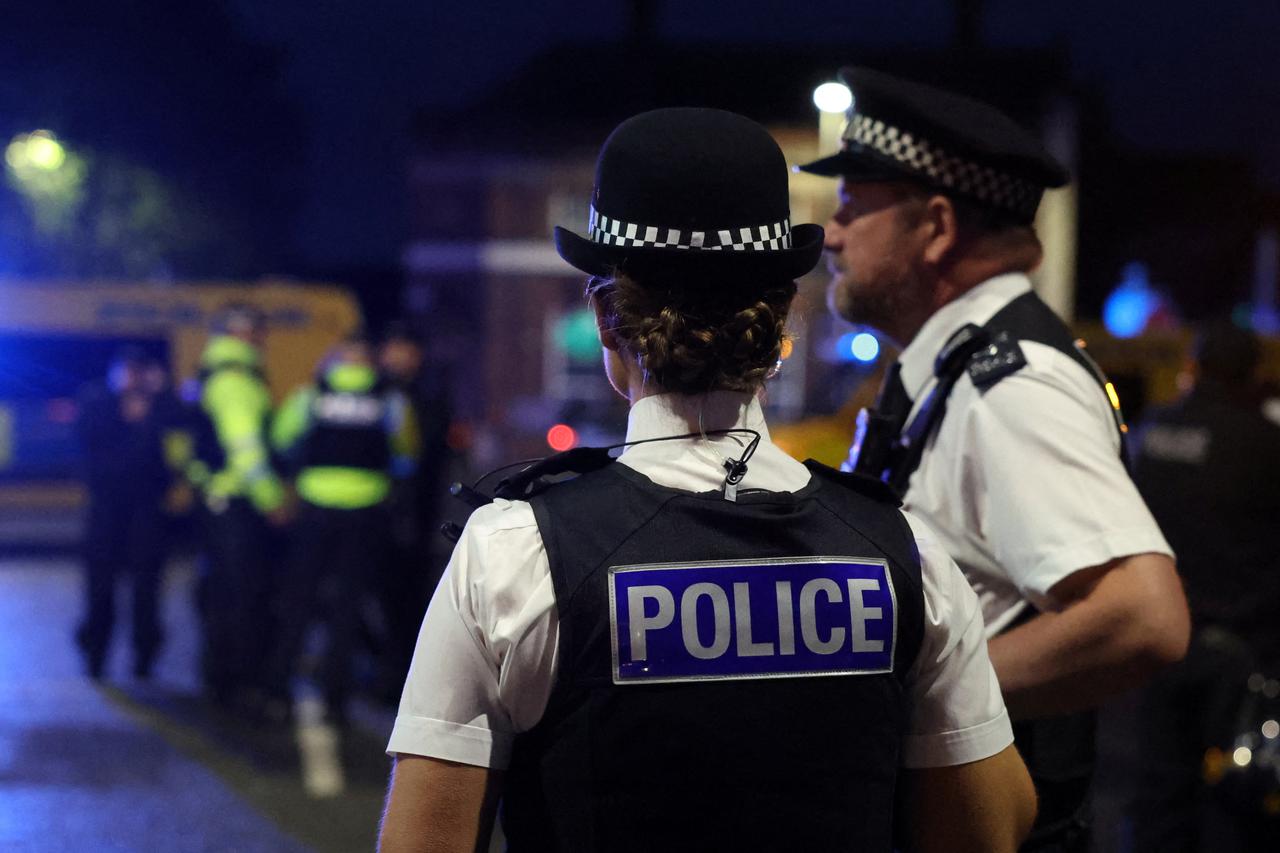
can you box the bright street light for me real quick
[812,82,853,115]
[6,130,67,172]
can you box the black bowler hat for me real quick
[555,108,824,280]
[797,68,1070,224]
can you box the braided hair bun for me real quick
[588,272,797,395]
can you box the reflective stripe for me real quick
[297,467,390,509]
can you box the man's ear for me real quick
[920,195,960,266]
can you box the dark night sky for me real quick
[226,1,1280,270]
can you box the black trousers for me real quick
[78,494,167,667]
[198,498,275,696]
[267,501,390,709]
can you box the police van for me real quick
[0,279,361,548]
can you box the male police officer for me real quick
[189,303,288,705]
[268,336,419,722]
[798,68,1190,850]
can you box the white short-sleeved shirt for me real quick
[388,391,1012,771]
[892,273,1174,635]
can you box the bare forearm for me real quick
[989,609,1156,719]
[988,553,1188,719]
[900,744,1037,853]
[379,756,501,853]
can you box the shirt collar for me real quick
[897,272,1033,396]
[616,391,811,494]
[622,390,770,445]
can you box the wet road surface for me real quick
[0,557,397,852]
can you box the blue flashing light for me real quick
[835,331,880,363]
[851,332,880,362]
[1103,262,1158,339]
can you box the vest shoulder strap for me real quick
[198,361,265,387]
[978,290,1130,458]
[494,446,616,502]
[978,290,1094,390]
[802,458,901,506]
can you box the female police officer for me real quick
[379,108,1034,853]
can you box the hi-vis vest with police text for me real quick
[300,376,392,471]
[502,461,925,853]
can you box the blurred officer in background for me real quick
[1129,320,1280,852]
[799,67,1189,850]
[381,108,1035,853]
[375,322,452,692]
[188,303,288,707]
[75,346,178,679]
[268,336,419,724]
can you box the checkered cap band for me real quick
[588,206,792,252]
[843,112,1043,220]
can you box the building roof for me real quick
[411,40,1072,155]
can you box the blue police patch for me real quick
[609,557,897,684]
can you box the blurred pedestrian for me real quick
[267,336,419,724]
[74,346,178,679]
[186,303,289,707]
[375,322,452,693]
[1129,320,1280,852]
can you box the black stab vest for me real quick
[300,377,392,471]
[501,461,925,853]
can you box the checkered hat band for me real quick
[588,206,792,252]
[843,112,1043,220]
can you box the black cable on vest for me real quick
[451,428,763,511]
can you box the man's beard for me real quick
[826,263,926,343]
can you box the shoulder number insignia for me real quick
[967,332,1027,390]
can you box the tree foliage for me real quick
[0,0,304,278]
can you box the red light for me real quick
[445,421,473,452]
[546,423,578,452]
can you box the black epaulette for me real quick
[966,331,1027,390]
[803,459,902,507]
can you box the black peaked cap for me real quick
[798,67,1069,223]
[555,108,823,279]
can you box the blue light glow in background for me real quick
[835,331,880,363]
[1103,262,1159,339]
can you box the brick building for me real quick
[404,41,1078,466]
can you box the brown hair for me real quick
[587,272,797,394]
